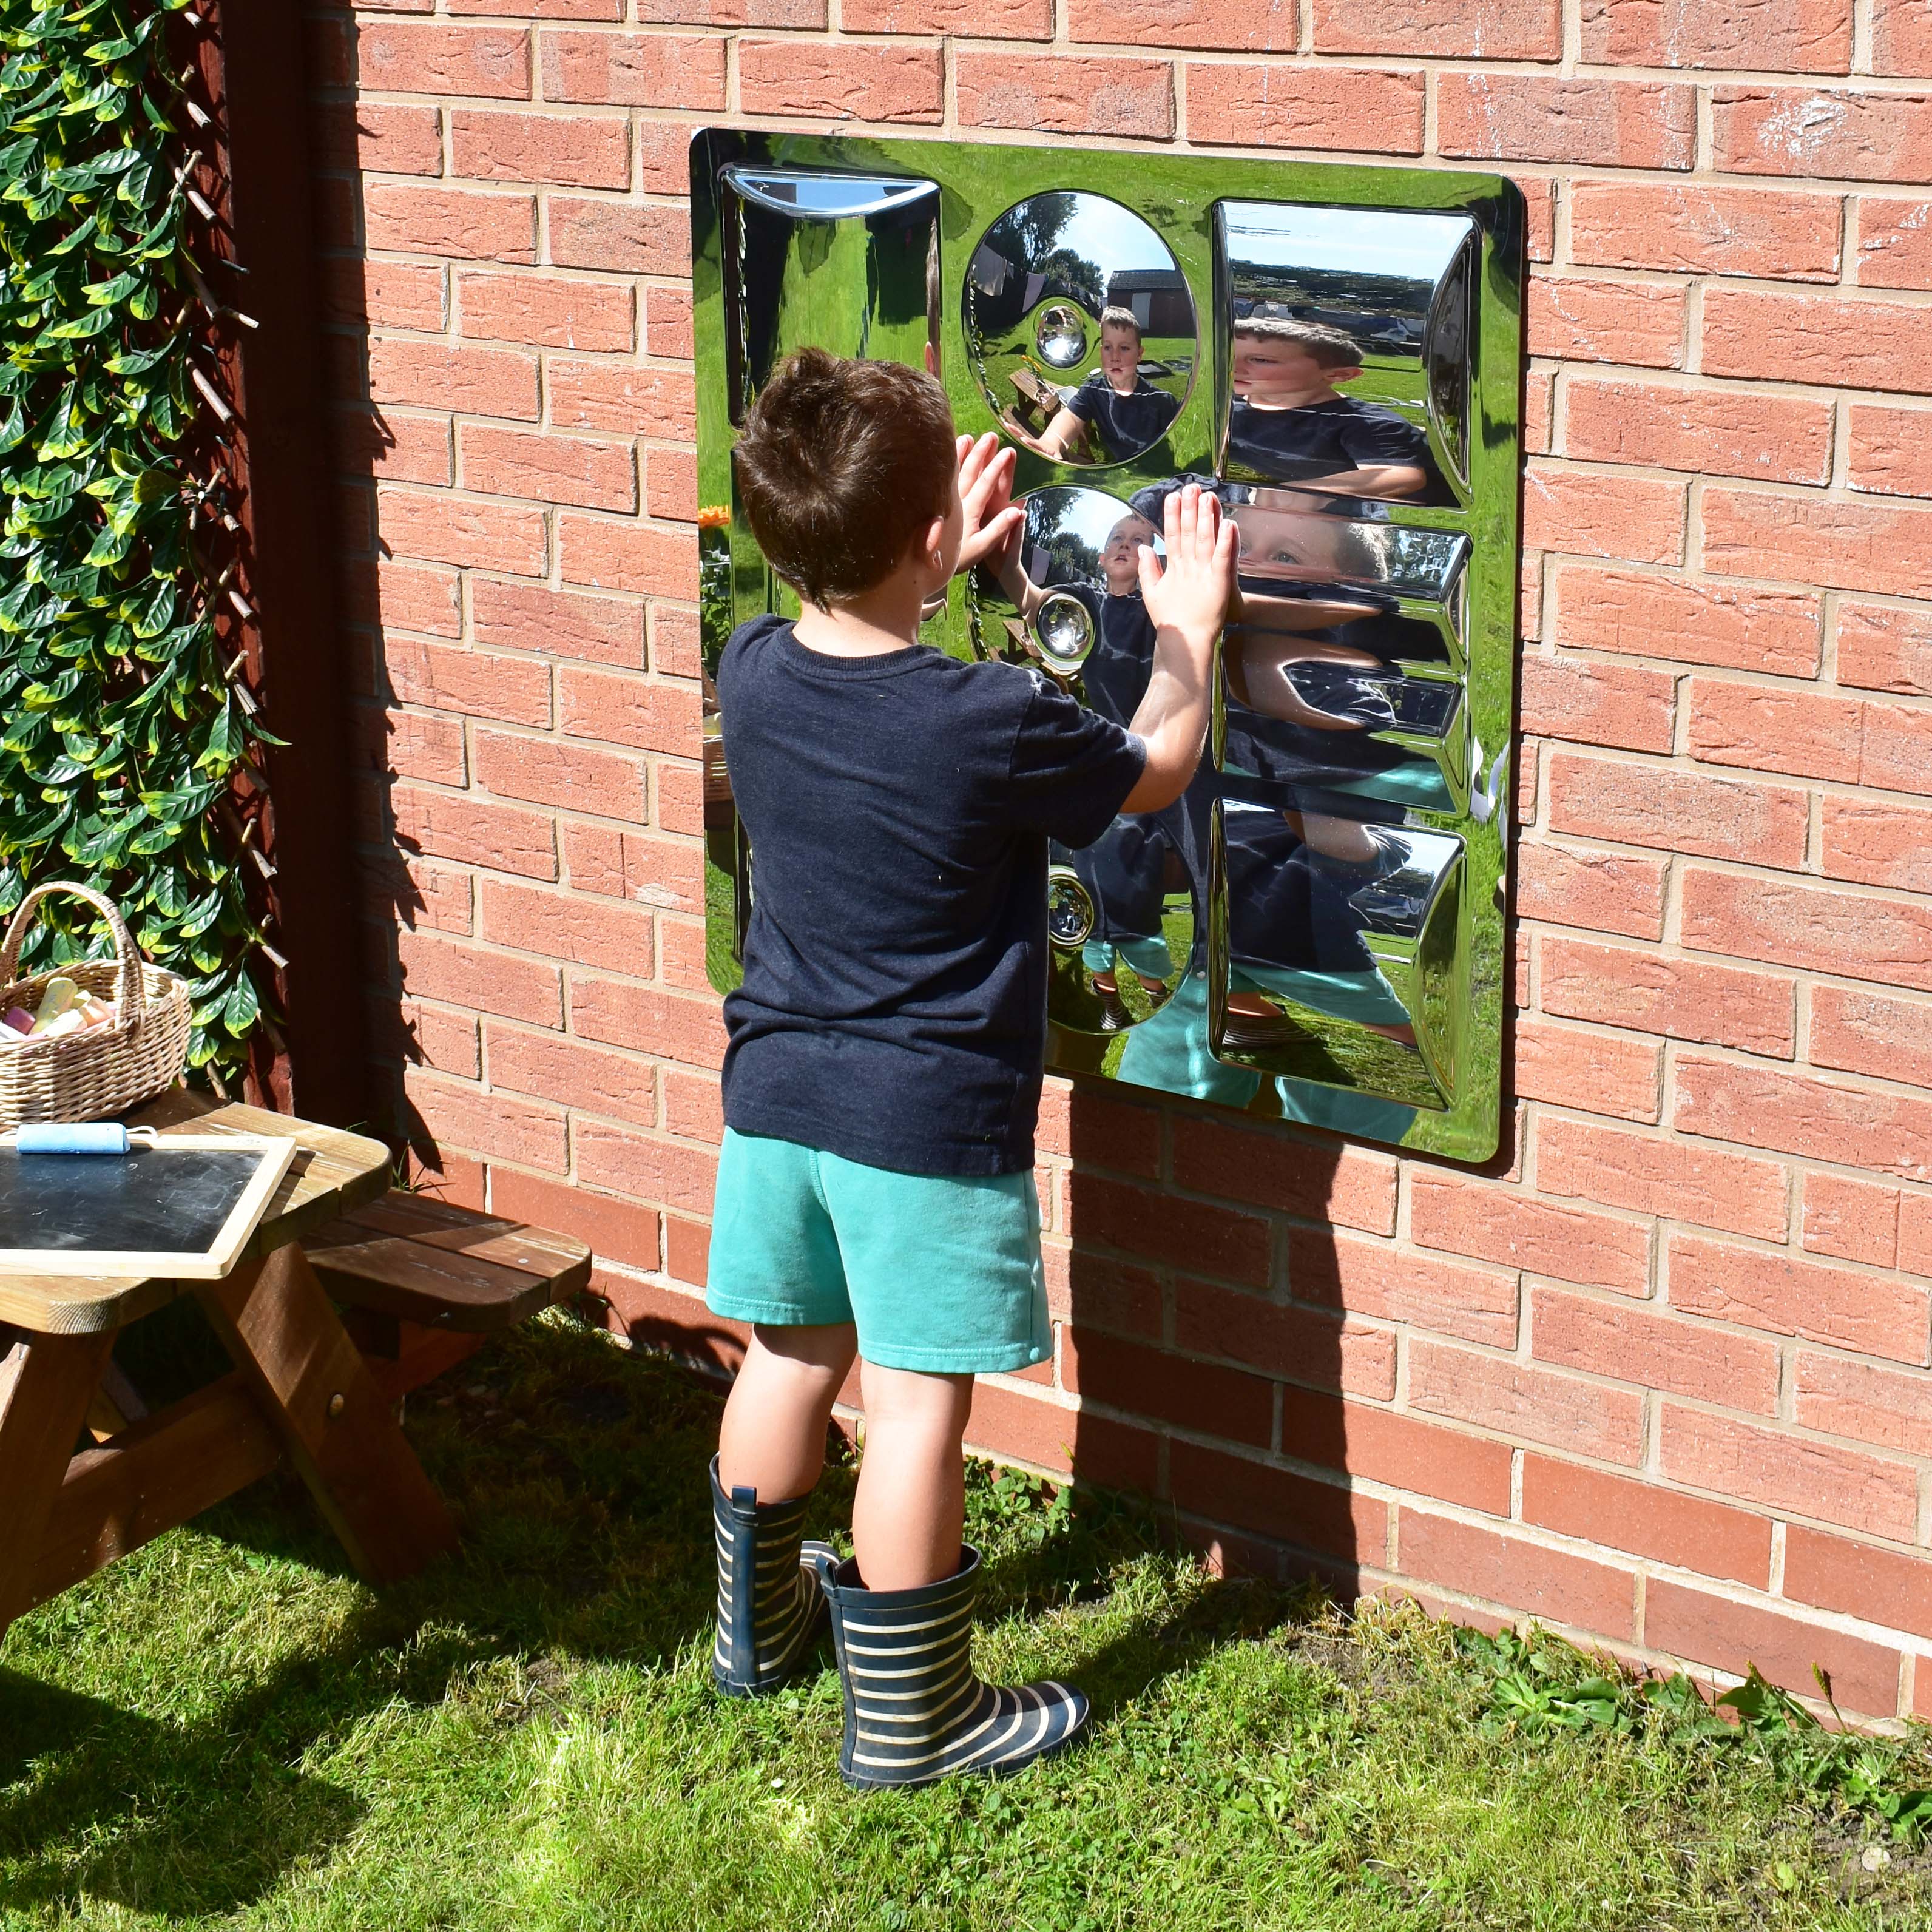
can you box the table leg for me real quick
[0,1327,116,1633]
[197,1245,459,1584]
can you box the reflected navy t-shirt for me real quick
[717,615,1147,1175]
[1066,373,1181,461]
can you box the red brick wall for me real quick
[311,0,1932,1723]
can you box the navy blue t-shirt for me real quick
[1223,395,1428,488]
[717,616,1147,1175]
[1065,373,1181,461]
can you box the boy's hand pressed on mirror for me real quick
[952,431,1024,578]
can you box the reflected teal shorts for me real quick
[705,1129,1052,1376]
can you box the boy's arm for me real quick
[1118,484,1238,814]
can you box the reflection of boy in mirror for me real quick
[1225,317,1428,499]
[1025,308,1180,464]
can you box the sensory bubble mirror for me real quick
[693,131,1525,1163]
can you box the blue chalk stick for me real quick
[15,1122,131,1154]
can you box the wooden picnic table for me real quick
[0,1090,460,1640]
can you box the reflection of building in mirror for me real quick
[965,191,1195,468]
[1214,201,1476,504]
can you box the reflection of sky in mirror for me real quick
[1221,204,1470,287]
[725,169,934,218]
[987,193,1177,276]
[1028,488,1163,566]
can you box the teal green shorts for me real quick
[706,1129,1051,1376]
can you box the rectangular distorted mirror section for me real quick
[694,130,1524,1163]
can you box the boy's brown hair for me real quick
[1099,304,1142,342]
[1231,314,1362,370]
[733,349,956,610]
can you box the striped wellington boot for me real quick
[711,1456,836,1697]
[819,1546,1090,1789]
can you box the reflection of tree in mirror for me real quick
[1234,263,1431,328]
[1027,490,1101,586]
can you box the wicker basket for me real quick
[0,882,194,1129]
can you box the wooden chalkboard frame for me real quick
[0,1133,297,1279]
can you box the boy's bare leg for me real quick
[853,1361,975,1590]
[718,1322,858,1501]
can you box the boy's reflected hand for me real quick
[1138,484,1237,655]
[953,433,1024,578]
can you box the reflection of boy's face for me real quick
[1101,515,1155,592]
[1099,324,1143,394]
[1232,335,1359,406]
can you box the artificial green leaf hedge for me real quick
[0,0,271,1077]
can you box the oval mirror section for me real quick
[965,192,1196,467]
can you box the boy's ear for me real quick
[1333,365,1365,383]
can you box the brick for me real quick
[1562,380,1832,487]
[479,879,655,977]
[1511,1018,1663,1124]
[1513,843,1667,942]
[1288,1231,1518,1348]
[1820,795,1932,893]
[1660,1402,1919,1541]
[1182,62,1425,153]
[558,667,700,755]
[1541,939,1795,1059]
[563,821,703,912]
[1280,1387,1514,1514]
[377,488,547,577]
[1043,1243,1162,1337]
[959,53,1174,139]
[1527,277,1687,369]
[1801,1171,1901,1267]
[1169,1442,1387,1562]
[488,1167,660,1274]
[1523,369,1552,454]
[385,638,550,726]
[1849,404,1932,500]
[458,271,633,352]
[1034,1082,1162,1180]
[1568,183,1842,282]
[331,408,453,488]
[1437,75,1695,169]
[1703,292,1932,397]
[320,258,448,331]
[1530,1284,1781,1415]
[451,0,622,14]
[1811,984,1932,1092]
[636,123,698,195]
[557,515,698,599]
[1856,197,1932,290]
[1398,1510,1636,1638]
[1410,1170,1651,1292]
[542,31,728,107]
[1172,1117,1396,1233]
[1311,0,1559,56]
[1545,754,1807,869]
[485,1022,657,1127]
[1907,1195,1932,1276]
[548,198,690,277]
[657,917,711,994]
[1521,1456,1772,1587]
[572,1120,720,1217]
[475,729,648,817]
[472,579,643,670]
[1065,1172,1271,1286]
[363,184,536,262]
[660,1218,711,1289]
[395,929,563,1026]
[1668,1227,1930,1360]
[1876,0,1932,75]
[644,286,694,359]
[979,1383,1160,1490]
[461,425,636,513]
[662,1067,723,1143]
[1061,1329,1273,1445]
[1518,655,1675,754]
[1177,1282,1397,1399]
[352,703,467,785]
[1522,468,1686,566]
[380,997,481,1079]
[342,557,466,640]
[366,342,539,422]
[1408,1340,1646,1464]
[406,1069,569,1174]
[653,766,705,837]
[1680,869,1932,996]
[1581,0,1851,70]
[354,22,532,98]
[738,39,944,123]
[1687,681,1860,786]
[1796,1351,1932,1456]
[644,449,697,524]
[1786,1529,1932,1649]
[1542,1114,1789,1242]
[389,783,558,882]
[450,109,627,190]
[1552,565,1821,678]
[359,852,475,935]
[550,361,696,439]
[1069,0,1291,48]
[629,0,823,21]
[1713,86,1932,184]
[313,98,444,177]
[1645,1579,1902,1719]
[570,977,729,1070]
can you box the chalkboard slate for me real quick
[0,1134,296,1278]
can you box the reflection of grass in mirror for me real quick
[704,856,743,995]
[1220,998,1445,1112]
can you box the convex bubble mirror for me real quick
[694,130,1525,1164]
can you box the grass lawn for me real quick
[4,1310,1930,1930]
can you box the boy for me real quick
[705,348,1234,1789]
[1224,316,1430,499]
[1027,306,1181,465]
